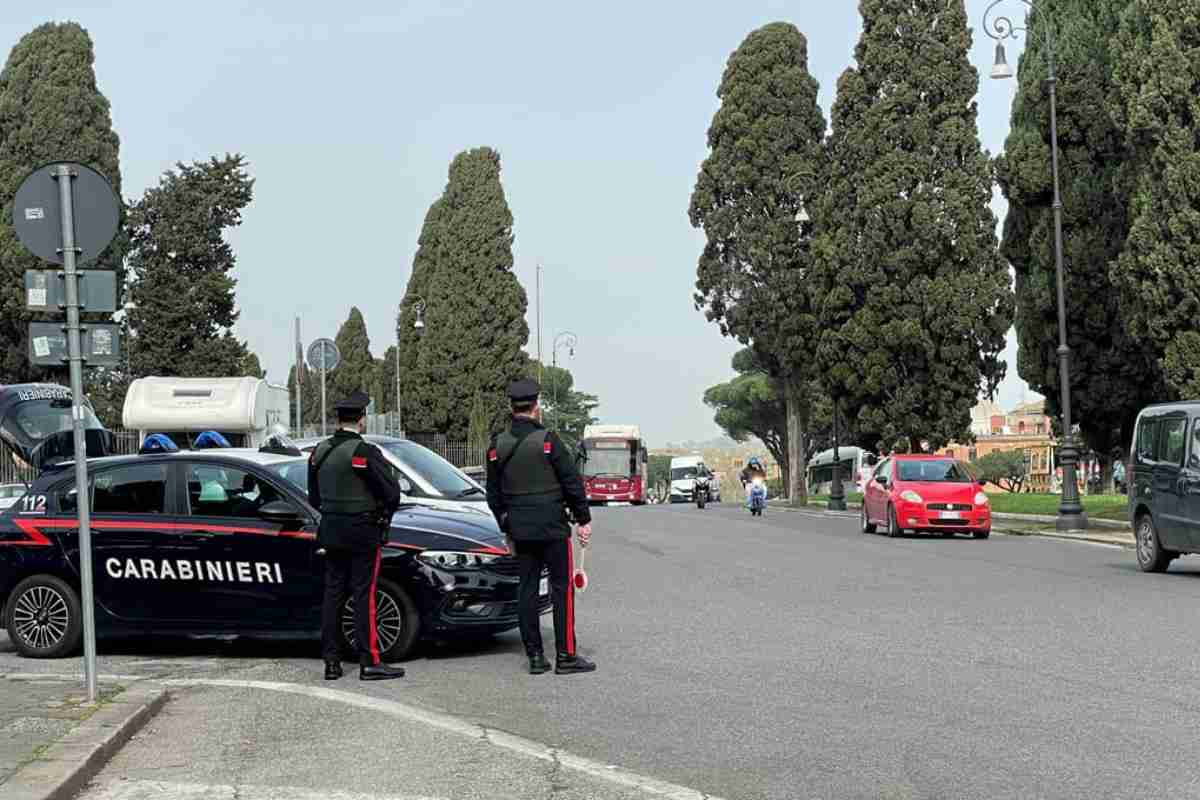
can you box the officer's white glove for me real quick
[577,523,592,547]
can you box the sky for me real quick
[2,1,1035,447]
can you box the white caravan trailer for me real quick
[122,377,290,449]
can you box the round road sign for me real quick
[307,338,340,371]
[11,163,121,266]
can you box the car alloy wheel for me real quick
[343,590,403,656]
[1135,515,1171,573]
[887,504,902,538]
[5,575,82,658]
[12,585,70,651]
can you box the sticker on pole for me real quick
[24,207,45,220]
[32,336,51,358]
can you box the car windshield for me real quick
[265,458,310,493]
[671,466,700,480]
[381,441,478,497]
[6,398,102,445]
[897,459,973,483]
[582,445,632,478]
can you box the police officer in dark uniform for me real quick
[487,378,597,676]
[307,391,405,682]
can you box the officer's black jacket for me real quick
[307,430,401,551]
[486,416,591,541]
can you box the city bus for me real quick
[807,446,871,496]
[580,424,648,505]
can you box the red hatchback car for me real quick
[861,455,991,539]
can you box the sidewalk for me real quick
[0,676,166,800]
[781,499,1135,546]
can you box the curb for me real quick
[995,527,1136,548]
[3,683,168,800]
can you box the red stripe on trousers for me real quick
[565,540,576,656]
[368,547,382,665]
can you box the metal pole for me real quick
[1044,15,1086,530]
[403,331,408,441]
[536,265,543,385]
[321,359,327,437]
[54,165,98,704]
[295,317,302,437]
[829,396,846,511]
[395,332,401,438]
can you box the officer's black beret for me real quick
[506,378,541,403]
[333,391,370,414]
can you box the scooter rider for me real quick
[740,457,766,500]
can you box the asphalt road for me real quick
[6,503,1200,799]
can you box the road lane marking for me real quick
[84,780,446,800]
[151,678,728,800]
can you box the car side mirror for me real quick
[874,475,888,486]
[399,477,413,494]
[258,500,303,524]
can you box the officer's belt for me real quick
[502,488,564,507]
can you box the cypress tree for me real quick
[394,197,445,432]
[812,0,1013,451]
[404,148,528,438]
[0,22,124,382]
[1110,0,1200,399]
[327,307,375,413]
[688,22,828,504]
[125,155,254,379]
[995,0,1150,472]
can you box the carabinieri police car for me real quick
[0,434,547,661]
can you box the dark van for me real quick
[1129,402,1200,572]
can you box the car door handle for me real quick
[187,530,220,539]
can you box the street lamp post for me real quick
[828,398,847,511]
[551,331,577,432]
[396,299,425,438]
[983,0,1087,530]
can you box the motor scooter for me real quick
[748,477,767,516]
[694,474,710,509]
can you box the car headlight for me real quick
[900,490,923,503]
[417,551,501,570]
[975,492,989,506]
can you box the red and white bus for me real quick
[580,424,648,505]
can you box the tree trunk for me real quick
[784,377,809,507]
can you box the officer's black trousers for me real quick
[321,546,383,666]
[514,538,576,657]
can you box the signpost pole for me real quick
[295,318,302,436]
[321,359,327,437]
[53,164,98,704]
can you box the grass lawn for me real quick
[985,493,1128,520]
[807,491,1128,520]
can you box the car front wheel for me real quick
[341,578,420,662]
[887,504,902,538]
[5,575,82,658]
[1135,515,1173,573]
[861,505,876,534]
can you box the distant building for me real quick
[939,399,1056,492]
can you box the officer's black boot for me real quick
[360,662,405,681]
[555,653,597,675]
[324,660,344,680]
[528,652,551,675]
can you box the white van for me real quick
[669,455,718,503]
[123,377,290,449]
